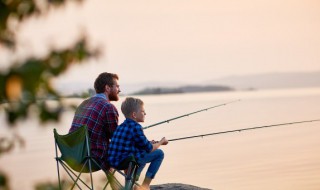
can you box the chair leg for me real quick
[88,159,94,190]
[55,158,62,190]
[59,162,92,189]
[54,142,62,190]
[59,162,84,190]
[124,162,138,190]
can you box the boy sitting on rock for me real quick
[108,97,168,190]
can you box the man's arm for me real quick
[105,104,119,137]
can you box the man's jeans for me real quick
[136,149,164,179]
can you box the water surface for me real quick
[1,88,320,190]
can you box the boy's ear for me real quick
[132,112,137,119]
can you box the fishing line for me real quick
[143,99,241,130]
[168,119,320,142]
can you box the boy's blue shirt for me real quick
[108,118,153,167]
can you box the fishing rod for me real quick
[168,119,320,142]
[143,99,241,130]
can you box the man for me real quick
[69,72,121,170]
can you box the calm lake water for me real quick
[1,88,320,190]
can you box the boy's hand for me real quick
[160,137,169,145]
[151,140,159,144]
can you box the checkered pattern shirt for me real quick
[69,94,119,170]
[108,118,153,168]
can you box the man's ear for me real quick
[105,85,110,93]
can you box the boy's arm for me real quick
[134,125,153,152]
[151,137,168,152]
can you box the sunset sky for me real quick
[1,3,320,189]
[4,0,320,92]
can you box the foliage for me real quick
[0,0,99,125]
[0,134,24,156]
[0,171,9,190]
[34,180,71,190]
[0,0,100,189]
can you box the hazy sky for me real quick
[5,0,320,91]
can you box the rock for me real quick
[151,183,212,190]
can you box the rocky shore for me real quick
[151,183,211,190]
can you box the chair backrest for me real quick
[54,125,100,173]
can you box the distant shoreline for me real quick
[130,85,234,95]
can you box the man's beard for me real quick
[108,92,119,101]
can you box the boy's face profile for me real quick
[133,105,146,123]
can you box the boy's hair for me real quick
[121,97,144,118]
[94,72,119,93]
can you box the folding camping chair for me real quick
[54,125,139,190]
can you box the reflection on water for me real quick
[1,88,320,190]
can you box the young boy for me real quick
[108,97,168,190]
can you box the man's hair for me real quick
[121,97,144,118]
[94,72,119,93]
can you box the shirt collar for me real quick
[125,118,137,123]
[94,93,109,101]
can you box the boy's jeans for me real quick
[136,149,164,179]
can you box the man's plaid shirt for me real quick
[69,94,119,170]
[108,118,153,168]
